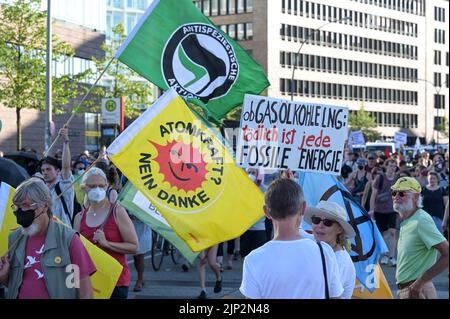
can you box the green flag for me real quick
[115,0,269,121]
[118,182,199,264]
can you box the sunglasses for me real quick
[311,216,337,227]
[391,190,408,197]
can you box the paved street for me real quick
[127,252,449,299]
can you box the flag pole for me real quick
[44,57,116,157]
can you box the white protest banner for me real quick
[101,98,121,125]
[236,95,349,175]
[349,131,365,147]
[394,132,408,146]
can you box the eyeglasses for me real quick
[311,216,337,227]
[391,190,408,197]
[11,203,38,211]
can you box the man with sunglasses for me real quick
[392,177,449,299]
[239,178,343,299]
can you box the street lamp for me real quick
[45,0,52,151]
[290,16,351,101]
[418,78,447,145]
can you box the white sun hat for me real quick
[304,201,356,238]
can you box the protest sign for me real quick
[349,130,365,148]
[236,95,349,175]
[394,132,408,146]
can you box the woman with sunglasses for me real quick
[304,201,356,299]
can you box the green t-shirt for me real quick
[396,209,446,284]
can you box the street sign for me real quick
[101,98,121,125]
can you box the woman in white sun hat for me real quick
[304,200,356,299]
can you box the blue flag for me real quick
[298,172,388,292]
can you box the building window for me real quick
[203,0,210,15]
[434,94,445,109]
[246,0,253,13]
[434,50,442,65]
[434,72,442,87]
[237,0,245,13]
[246,22,253,40]
[229,0,236,14]
[219,0,228,14]
[237,23,245,40]
[211,0,219,16]
[228,24,236,39]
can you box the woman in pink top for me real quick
[74,168,138,299]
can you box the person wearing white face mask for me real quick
[73,168,138,299]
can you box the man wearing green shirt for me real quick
[391,177,449,299]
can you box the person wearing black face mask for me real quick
[14,205,46,233]
[0,178,96,299]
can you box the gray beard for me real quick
[393,201,414,217]
[21,223,39,236]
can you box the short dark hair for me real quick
[40,156,61,170]
[265,179,304,220]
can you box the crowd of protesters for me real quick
[0,126,449,299]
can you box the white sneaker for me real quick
[380,255,389,265]
[389,257,397,267]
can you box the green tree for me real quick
[436,116,449,138]
[92,24,153,119]
[349,106,381,142]
[0,0,93,150]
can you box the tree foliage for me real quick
[436,116,449,138]
[0,0,93,150]
[349,105,381,142]
[92,24,153,119]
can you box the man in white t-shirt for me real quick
[240,178,344,299]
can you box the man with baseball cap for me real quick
[392,177,449,299]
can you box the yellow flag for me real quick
[0,182,121,299]
[78,235,123,299]
[352,264,393,299]
[0,182,19,256]
[107,89,264,251]
[51,216,123,299]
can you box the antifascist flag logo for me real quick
[162,23,239,103]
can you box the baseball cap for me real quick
[391,177,422,193]
[356,158,368,166]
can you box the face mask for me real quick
[15,207,42,228]
[77,169,85,176]
[435,159,444,172]
[81,159,89,166]
[88,187,106,203]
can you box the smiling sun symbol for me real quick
[149,140,208,192]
